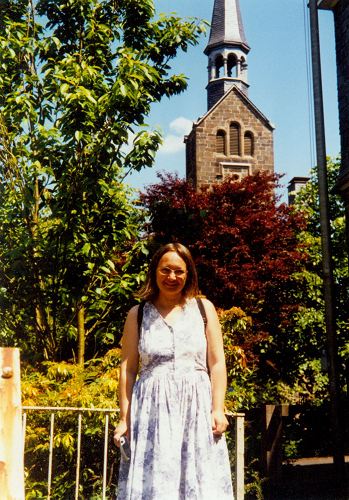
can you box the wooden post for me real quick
[0,348,25,500]
[261,404,289,482]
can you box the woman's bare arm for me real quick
[113,305,140,446]
[204,299,229,435]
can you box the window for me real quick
[227,54,237,78]
[229,123,240,156]
[216,130,226,155]
[215,55,224,78]
[244,131,254,156]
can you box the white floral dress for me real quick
[117,298,234,499]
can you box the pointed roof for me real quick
[194,84,275,131]
[205,0,250,53]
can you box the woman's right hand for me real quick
[113,420,128,447]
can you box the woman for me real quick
[114,243,233,499]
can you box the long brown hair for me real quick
[136,243,199,301]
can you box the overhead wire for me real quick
[303,0,316,170]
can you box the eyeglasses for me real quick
[158,267,187,278]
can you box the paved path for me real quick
[264,457,349,500]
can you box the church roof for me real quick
[205,0,250,53]
[194,84,275,131]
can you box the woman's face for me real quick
[155,251,188,297]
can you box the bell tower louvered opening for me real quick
[216,130,226,155]
[244,131,254,156]
[230,123,240,156]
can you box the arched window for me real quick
[227,54,237,78]
[215,55,224,78]
[229,123,240,156]
[244,131,254,156]
[216,130,226,155]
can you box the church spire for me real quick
[205,0,250,110]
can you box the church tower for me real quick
[186,0,275,189]
[205,0,250,109]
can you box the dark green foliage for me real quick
[0,0,205,362]
[0,2,206,496]
[284,158,349,393]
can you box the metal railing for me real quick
[23,406,117,500]
[22,407,245,499]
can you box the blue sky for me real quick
[126,0,340,198]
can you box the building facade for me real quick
[287,176,310,205]
[318,0,349,245]
[185,0,274,189]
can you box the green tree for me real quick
[0,0,205,362]
[285,157,349,398]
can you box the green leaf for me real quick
[75,130,83,141]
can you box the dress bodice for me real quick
[139,298,207,377]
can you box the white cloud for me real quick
[159,117,193,155]
[121,117,193,157]
[159,134,186,154]
[169,117,193,135]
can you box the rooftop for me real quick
[205,0,250,53]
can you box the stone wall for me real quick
[207,78,249,110]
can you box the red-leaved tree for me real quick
[141,171,307,373]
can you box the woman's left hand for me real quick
[211,409,229,436]
[113,420,128,447]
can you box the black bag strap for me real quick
[196,297,207,333]
[196,297,209,373]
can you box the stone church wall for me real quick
[186,87,274,189]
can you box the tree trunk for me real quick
[77,306,85,366]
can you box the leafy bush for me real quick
[22,350,121,498]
